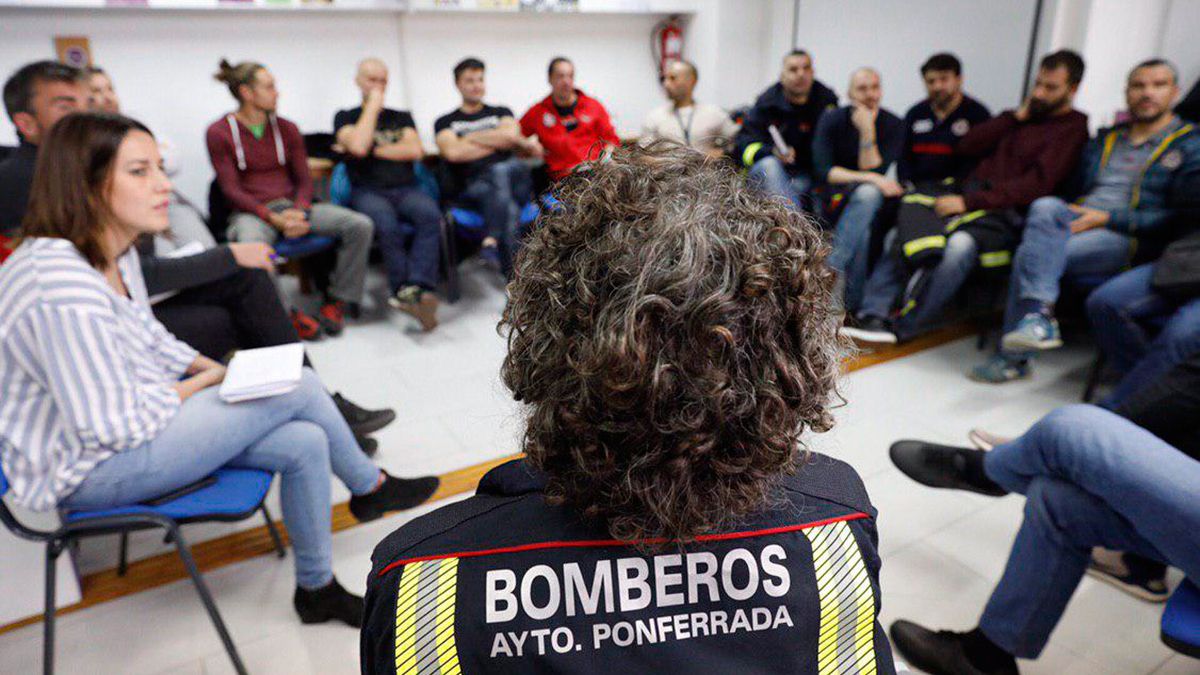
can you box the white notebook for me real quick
[219,343,305,403]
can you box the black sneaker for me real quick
[348,472,440,523]
[840,315,898,345]
[356,434,378,458]
[1086,549,1170,602]
[332,392,396,436]
[293,577,363,628]
[890,621,1019,675]
[889,440,1009,497]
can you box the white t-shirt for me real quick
[641,101,741,154]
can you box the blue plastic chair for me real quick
[440,195,558,303]
[1163,579,1200,658]
[0,465,284,675]
[273,233,337,261]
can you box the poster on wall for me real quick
[54,36,92,68]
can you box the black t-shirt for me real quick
[0,141,38,236]
[434,104,515,186]
[898,95,992,185]
[332,107,417,189]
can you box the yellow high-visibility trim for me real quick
[901,193,936,206]
[743,142,765,167]
[945,210,987,232]
[979,250,1012,268]
[1131,123,1194,209]
[804,520,878,675]
[903,235,946,258]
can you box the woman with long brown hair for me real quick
[0,112,436,627]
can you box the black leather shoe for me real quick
[332,392,397,436]
[349,472,440,523]
[356,434,378,458]
[293,578,363,628]
[890,621,1019,675]
[889,440,1008,497]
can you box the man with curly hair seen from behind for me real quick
[361,142,894,674]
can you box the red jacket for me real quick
[205,114,313,222]
[520,89,619,179]
[957,109,1089,211]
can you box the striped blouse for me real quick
[0,238,198,511]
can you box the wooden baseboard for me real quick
[0,325,976,636]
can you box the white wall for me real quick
[0,8,405,206]
[1162,0,1200,96]
[0,5,702,207]
[793,0,1040,118]
[1072,0,1171,130]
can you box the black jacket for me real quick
[0,141,37,236]
[1115,349,1200,460]
[362,455,895,674]
[734,80,839,176]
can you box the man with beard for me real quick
[641,59,739,158]
[736,49,838,210]
[973,59,1200,383]
[842,51,1089,346]
[897,53,992,186]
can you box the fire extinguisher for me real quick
[652,16,684,79]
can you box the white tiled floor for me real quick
[0,265,1196,674]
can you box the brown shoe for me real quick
[389,286,439,331]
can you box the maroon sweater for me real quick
[205,114,314,222]
[956,109,1089,211]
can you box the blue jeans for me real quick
[60,369,381,589]
[350,184,442,293]
[859,229,978,340]
[455,158,532,277]
[1086,263,1200,408]
[747,155,813,211]
[978,404,1200,658]
[1004,196,1134,332]
[828,183,885,313]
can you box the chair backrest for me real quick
[206,178,232,243]
[1163,578,1200,657]
[329,162,352,207]
[0,461,8,497]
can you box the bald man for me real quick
[813,66,904,313]
[335,58,442,331]
[641,59,739,158]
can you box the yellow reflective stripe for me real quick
[946,209,987,232]
[902,235,946,258]
[899,298,917,317]
[743,141,765,167]
[394,558,462,675]
[1131,123,1195,209]
[804,520,878,675]
[1099,130,1119,169]
[901,193,935,206]
[979,250,1012,268]
[394,562,423,672]
[436,558,462,674]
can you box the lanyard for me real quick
[673,106,695,145]
[226,113,285,171]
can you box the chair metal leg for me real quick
[117,532,129,577]
[440,216,461,304]
[43,541,62,675]
[261,505,286,558]
[170,525,247,675]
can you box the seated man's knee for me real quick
[1032,404,1106,443]
[851,182,884,206]
[1029,196,1066,217]
[945,231,977,257]
[749,155,785,180]
[1084,284,1119,320]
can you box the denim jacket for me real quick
[1079,117,1200,238]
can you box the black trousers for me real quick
[153,267,300,362]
